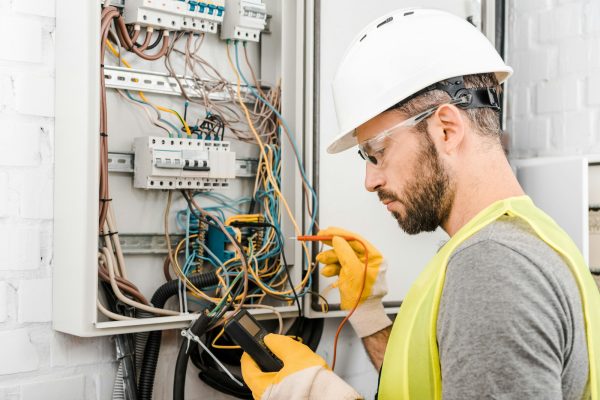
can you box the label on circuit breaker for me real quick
[133,136,236,190]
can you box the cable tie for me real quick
[100,132,108,137]
[100,198,113,202]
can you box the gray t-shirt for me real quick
[437,215,590,400]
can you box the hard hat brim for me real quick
[327,68,513,154]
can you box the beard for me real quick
[377,134,455,235]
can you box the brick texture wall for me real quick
[0,1,117,399]
[507,0,600,158]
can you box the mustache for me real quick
[377,189,400,203]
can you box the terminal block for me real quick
[220,0,267,42]
[133,136,236,190]
[123,0,225,34]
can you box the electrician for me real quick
[240,8,600,400]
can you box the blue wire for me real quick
[233,41,318,233]
[123,90,181,137]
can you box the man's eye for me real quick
[373,147,385,159]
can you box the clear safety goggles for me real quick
[357,97,469,165]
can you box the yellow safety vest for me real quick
[378,196,600,399]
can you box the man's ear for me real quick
[429,104,466,156]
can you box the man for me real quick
[241,8,600,400]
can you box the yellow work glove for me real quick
[316,227,392,337]
[241,334,361,400]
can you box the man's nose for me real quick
[365,162,385,192]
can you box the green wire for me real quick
[209,271,244,317]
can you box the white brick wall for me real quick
[0,2,116,399]
[508,0,600,157]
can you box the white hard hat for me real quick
[327,8,513,154]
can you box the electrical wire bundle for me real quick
[98,4,324,400]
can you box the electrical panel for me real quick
[55,0,309,339]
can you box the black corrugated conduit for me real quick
[138,271,219,400]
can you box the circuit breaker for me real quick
[123,0,226,33]
[133,136,236,190]
[220,0,267,42]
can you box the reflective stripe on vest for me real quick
[378,196,600,399]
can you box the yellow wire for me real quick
[171,235,220,303]
[225,214,262,226]
[138,92,193,137]
[106,40,133,68]
[108,38,314,300]
[105,40,193,137]
[211,327,241,349]
[226,42,315,295]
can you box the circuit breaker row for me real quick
[133,136,236,190]
[123,0,267,41]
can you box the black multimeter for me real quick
[224,309,284,372]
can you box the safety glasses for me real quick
[357,97,468,165]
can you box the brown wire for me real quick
[163,255,173,282]
[98,8,173,318]
[98,263,149,304]
[137,27,153,51]
[115,16,170,61]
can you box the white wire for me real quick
[116,90,173,135]
[97,298,134,321]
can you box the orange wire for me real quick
[296,235,369,371]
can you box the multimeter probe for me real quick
[296,235,369,371]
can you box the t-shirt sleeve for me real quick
[437,239,573,400]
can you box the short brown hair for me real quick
[392,73,502,142]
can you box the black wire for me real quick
[127,26,164,50]
[189,317,324,399]
[181,192,302,335]
[180,190,249,317]
[145,30,164,50]
[228,220,304,337]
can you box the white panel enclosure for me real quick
[54,0,306,336]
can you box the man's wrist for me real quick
[349,298,393,338]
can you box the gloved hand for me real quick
[316,227,392,337]
[241,334,361,400]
